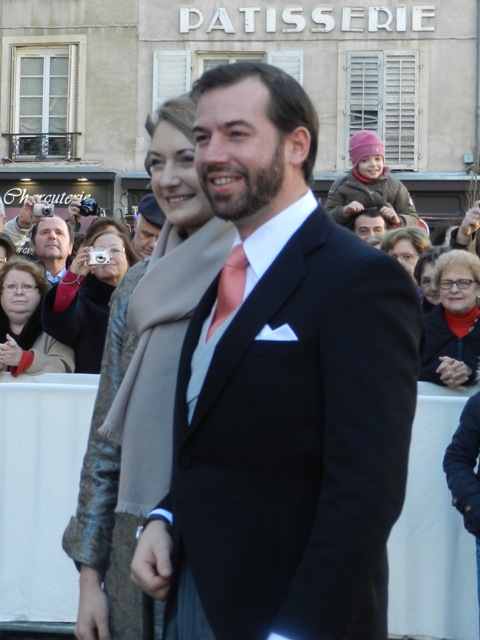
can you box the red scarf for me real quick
[445,305,480,338]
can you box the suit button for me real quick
[465,503,473,512]
[180,454,193,469]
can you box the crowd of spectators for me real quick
[0,192,158,375]
[2,112,480,634]
[0,129,480,385]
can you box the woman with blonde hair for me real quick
[62,94,235,640]
[420,249,480,389]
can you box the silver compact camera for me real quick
[33,203,54,217]
[87,248,111,266]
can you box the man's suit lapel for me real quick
[183,207,332,433]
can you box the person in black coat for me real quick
[420,249,480,389]
[131,62,422,640]
[443,389,480,619]
[42,229,139,373]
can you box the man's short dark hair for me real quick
[346,207,390,232]
[31,215,75,247]
[191,62,319,184]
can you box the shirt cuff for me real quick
[146,508,173,526]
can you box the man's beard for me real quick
[201,137,285,222]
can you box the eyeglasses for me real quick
[3,283,38,293]
[439,279,476,290]
[95,246,125,255]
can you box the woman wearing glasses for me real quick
[42,230,140,373]
[380,226,430,283]
[420,249,480,389]
[0,258,74,375]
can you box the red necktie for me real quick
[207,244,249,341]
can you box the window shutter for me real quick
[346,51,382,135]
[152,51,191,112]
[267,51,303,84]
[67,44,78,132]
[384,51,418,169]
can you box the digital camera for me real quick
[79,198,100,217]
[87,248,110,266]
[33,203,54,217]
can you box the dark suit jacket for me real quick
[159,206,423,640]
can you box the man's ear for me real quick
[285,126,311,168]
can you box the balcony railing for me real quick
[2,132,81,161]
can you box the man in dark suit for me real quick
[132,63,423,640]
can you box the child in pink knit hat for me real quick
[325,130,418,229]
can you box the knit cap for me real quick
[348,130,385,167]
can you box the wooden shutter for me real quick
[346,51,382,134]
[267,51,303,84]
[152,51,191,112]
[384,51,418,169]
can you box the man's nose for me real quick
[199,133,229,165]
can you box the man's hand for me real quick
[75,565,111,640]
[17,195,44,230]
[455,200,480,245]
[68,198,82,217]
[131,519,173,601]
[437,356,472,390]
[343,201,364,216]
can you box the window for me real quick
[345,50,419,170]
[9,45,79,160]
[152,50,303,112]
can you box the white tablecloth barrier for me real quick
[0,375,479,638]
[388,382,479,640]
[0,373,99,624]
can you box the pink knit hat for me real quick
[348,130,385,167]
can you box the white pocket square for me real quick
[255,323,298,341]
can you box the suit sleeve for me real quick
[272,251,423,639]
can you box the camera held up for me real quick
[33,203,55,217]
[79,198,100,217]
[87,248,111,266]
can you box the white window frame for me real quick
[152,50,304,113]
[337,44,425,171]
[1,36,86,160]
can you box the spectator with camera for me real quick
[0,233,16,270]
[41,229,140,373]
[3,195,72,253]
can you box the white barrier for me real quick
[388,382,479,640]
[0,374,478,639]
[0,373,98,624]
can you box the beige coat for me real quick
[0,331,75,375]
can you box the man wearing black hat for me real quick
[133,194,165,259]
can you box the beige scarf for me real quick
[99,216,235,516]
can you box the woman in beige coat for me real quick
[0,258,74,375]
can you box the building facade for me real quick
[0,0,477,229]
